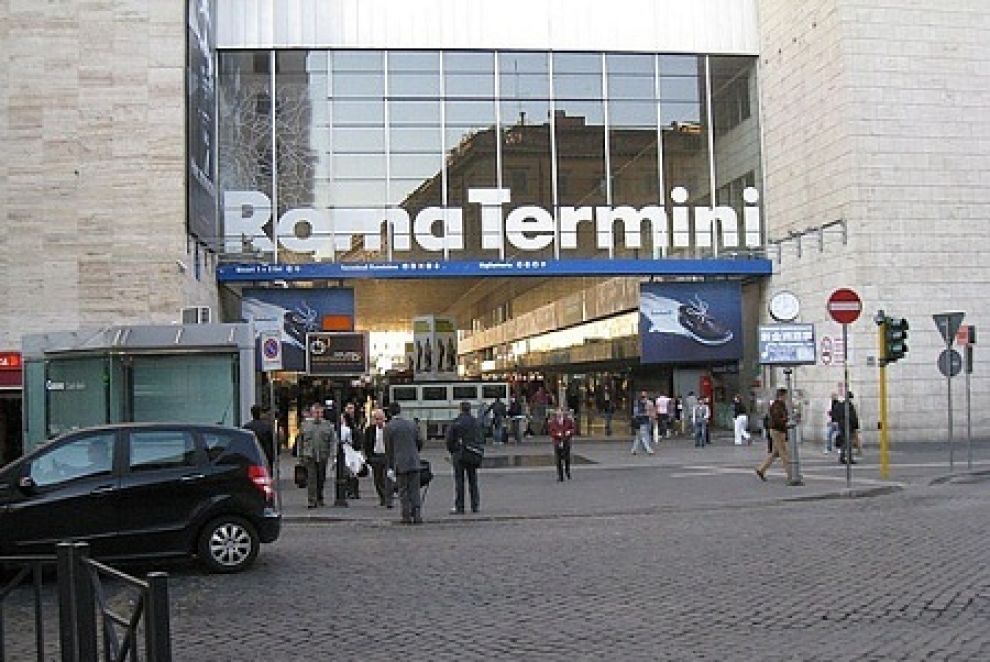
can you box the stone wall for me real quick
[0,0,217,350]
[758,0,990,442]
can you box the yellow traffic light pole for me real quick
[877,319,890,479]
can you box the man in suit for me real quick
[384,402,423,524]
[445,401,482,514]
[362,407,392,507]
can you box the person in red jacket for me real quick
[548,407,576,482]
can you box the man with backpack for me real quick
[446,401,483,514]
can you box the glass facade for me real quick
[218,50,761,264]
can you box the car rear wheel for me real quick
[197,516,259,573]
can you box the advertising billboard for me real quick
[306,332,369,376]
[240,289,355,371]
[186,0,218,242]
[639,281,742,364]
[412,316,458,380]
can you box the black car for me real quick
[0,423,280,573]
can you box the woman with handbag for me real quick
[548,407,575,482]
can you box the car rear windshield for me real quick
[202,430,261,464]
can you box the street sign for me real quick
[956,324,976,347]
[938,348,962,378]
[827,288,862,324]
[758,323,816,365]
[820,336,833,365]
[933,312,965,345]
[260,330,283,372]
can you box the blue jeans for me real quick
[694,421,708,447]
[631,422,653,453]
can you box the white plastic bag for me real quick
[343,443,366,477]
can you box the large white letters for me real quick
[222,186,763,258]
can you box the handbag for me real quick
[294,462,308,488]
[460,441,484,468]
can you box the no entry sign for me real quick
[828,288,862,325]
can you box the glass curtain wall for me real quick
[218,50,758,263]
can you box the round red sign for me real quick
[827,288,862,324]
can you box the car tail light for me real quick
[248,464,274,501]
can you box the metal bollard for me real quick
[145,572,172,661]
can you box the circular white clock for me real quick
[769,291,800,322]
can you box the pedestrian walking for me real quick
[655,392,671,440]
[341,402,360,499]
[243,403,275,468]
[732,394,751,446]
[384,402,424,524]
[755,388,793,483]
[362,408,393,508]
[683,391,698,435]
[491,396,507,445]
[824,393,839,454]
[549,407,576,481]
[446,401,482,513]
[693,397,711,448]
[630,391,655,455]
[832,391,860,465]
[298,402,337,508]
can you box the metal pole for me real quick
[966,346,972,471]
[784,368,802,485]
[948,339,954,471]
[270,377,282,512]
[879,359,889,480]
[72,544,95,662]
[56,542,77,662]
[842,324,852,487]
[145,572,172,662]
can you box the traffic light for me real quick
[882,316,909,364]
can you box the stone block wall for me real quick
[758,0,990,442]
[0,0,217,350]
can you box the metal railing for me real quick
[0,554,50,662]
[0,542,171,662]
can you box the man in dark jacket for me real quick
[755,388,792,483]
[446,401,482,514]
[362,407,391,507]
[831,392,860,465]
[384,402,423,524]
[243,404,275,468]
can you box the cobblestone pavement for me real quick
[4,436,990,660]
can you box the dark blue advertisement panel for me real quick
[241,289,355,371]
[639,282,743,364]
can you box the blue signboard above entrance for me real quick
[218,258,771,282]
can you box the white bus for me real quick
[387,381,510,439]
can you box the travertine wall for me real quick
[0,0,217,350]
[758,0,990,442]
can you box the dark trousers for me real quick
[555,441,571,481]
[396,470,422,523]
[369,457,392,506]
[305,457,328,506]
[452,455,480,512]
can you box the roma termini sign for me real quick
[223,186,763,259]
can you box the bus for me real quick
[387,380,510,439]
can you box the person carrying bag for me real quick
[446,401,484,514]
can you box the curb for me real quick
[929,468,990,486]
[280,483,904,525]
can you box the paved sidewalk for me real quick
[273,430,976,524]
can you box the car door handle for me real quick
[90,485,116,495]
[180,473,206,482]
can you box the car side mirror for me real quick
[18,476,36,492]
